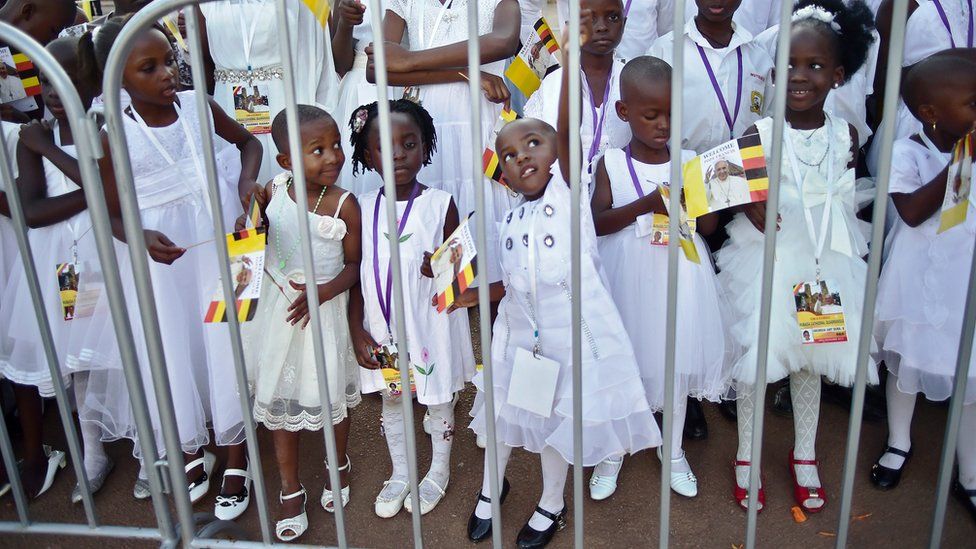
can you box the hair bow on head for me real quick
[352,108,369,135]
[792,4,842,33]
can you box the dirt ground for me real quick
[0,384,974,548]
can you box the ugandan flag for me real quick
[12,53,39,96]
[505,17,560,97]
[483,107,519,187]
[204,227,266,323]
[302,0,330,27]
[738,132,768,201]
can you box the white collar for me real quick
[684,18,754,52]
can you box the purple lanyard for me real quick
[624,0,633,15]
[624,146,648,198]
[932,0,975,48]
[372,183,420,331]
[585,69,615,172]
[696,44,743,140]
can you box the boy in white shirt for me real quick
[559,0,676,61]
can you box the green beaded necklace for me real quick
[274,175,329,270]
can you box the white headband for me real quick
[792,5,842,33]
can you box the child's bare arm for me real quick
[590,157,668,236]
[557,10,594,184]
[891,162,952,228]
[14,139,87,228]
[208,97,264,208]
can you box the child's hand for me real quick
[420,251,433,278]
[337,0,366,27]
[144,230,185,264]
[742,202,780,233]
[432,287,478,313]
[18,119,55,154]
[351,327,381,369]
[239,180,267,214]
[286,280,327,329]
[364,42,413,73]
[559,8,594,55]
[234,212,248,232]
[480,72,510,105]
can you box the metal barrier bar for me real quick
[0,366,28,525]
[744,0,794,546]
[834,0,911,545]
[182,6,273,544]
[0,20,177,543]
[659,0,687,545]
[101,2,214,543]
[565,3,584,547]
[192,539,339,549]
[462,1,503,547]
[273,0,350,546]
[0,522,162,539]
[364,1,424,545]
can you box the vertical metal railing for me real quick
[363,1,424,547]
[834,0,911,546]
[0,19,176,544]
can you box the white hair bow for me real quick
[792,5,842,33]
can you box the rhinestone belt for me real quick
[214,64,284,83]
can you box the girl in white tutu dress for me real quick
[461,46,660,542]
[715,0,876,515]
[590,56,731,502]
[347,99,474,519]
[870,53,976,519]
[242,106,361,541]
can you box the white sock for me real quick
[137,458,149,481]
[670,398,690,473]
[74,374,108,478]
[378,394,408,501]
[881,372,916,468]
[527,446,567,531]
[735,382,757,489]
[421,400,454,503]
[791,370,823,509]
[593,455,623,477]
[957,402,976,507]
[474,442,512,519]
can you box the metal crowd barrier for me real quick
[0,0,970,546]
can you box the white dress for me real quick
[358,186,475,405]
[69,92,245,456]
[598,148,731,409]
[716,113,878,386]
[469,171,661,465]
[388,0,516,235]
[243,174,360,430]
[524,59,631,193]
[201,0,340,184]
[875,137,976,404]
[0,123,20,328]
[0,125,80,396]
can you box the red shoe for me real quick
[732,460,765,513]
[789,451,827,514]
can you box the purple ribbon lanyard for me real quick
[624,0,633,16]
[696,45,743,140]
[372,183,421,331]
[586,69,615,173]
[624,146,647,198]
[933,0,974,48]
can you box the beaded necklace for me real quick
[274,175,328,270]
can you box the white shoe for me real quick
[186,450,216,504]
[668,454,698,498]
[589,457,623,501]
[275,486,308,542]
[214,462,251,520]
[374,479,409,518]
[321,455,351,513]
[34,445,66,498]
[133,477,151,500]
[404,475,448,515]
[72,458,115,504]
[476,433,486,449]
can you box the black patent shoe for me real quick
[718,399,738,422]
[516,505,567,549]
[870,445,912,490]
[683,398,708,440]
[467,477,510,542]
[772,385,793,417]
[953,480,976,524]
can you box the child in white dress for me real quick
[589,56,730,501]
[78,18,262,515]
[348,99,475,518]
[243,106,361,540]
[716,0,877,514]
[870,53,976,518]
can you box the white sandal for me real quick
[35,445,66,498]
[374,478,409,518]
[589,456,623,501]
[185,451,216,504]
[668,453,698,498]
[404,475,448,515]
[321,455,350,513]
[275,486,308,542]
[214,462,251,521]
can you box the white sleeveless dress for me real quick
[875,136,976,404]
[469,171,661,465]
[0,125,81,396]
[68,91,245,456]
[243,174,360,430]
[0,123,20,313]
[358,186,475,406]
[717,113,878,386]
[598,148,732,409]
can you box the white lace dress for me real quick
[717,113,878,386]
[243,174,360,430]
[875,137,976,404]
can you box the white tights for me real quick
[73,373,108,479]
[378,393,454,502]
[474,443,567,530]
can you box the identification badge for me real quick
[231,83,271,134]
[506,347,560,418]
[56,262,81,321]
[793,279,848,345]
[376,342,416,396]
